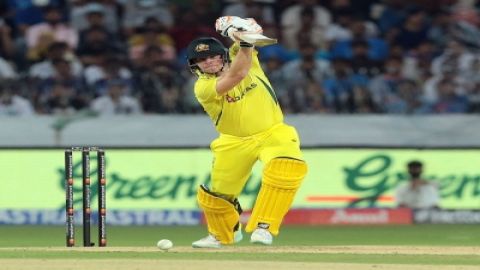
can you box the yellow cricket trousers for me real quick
[210,123,303,196]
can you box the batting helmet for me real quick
[186,37,229,74]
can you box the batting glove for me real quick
[215,16,241,38]
[236,18,263,34]
[215,16,263,40]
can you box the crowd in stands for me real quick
[1,0,480,116]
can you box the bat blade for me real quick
[235,32,277,47]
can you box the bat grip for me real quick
[240,41,253,48]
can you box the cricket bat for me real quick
[233,32,277,47]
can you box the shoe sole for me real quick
[192,227,243,248]
[192,244,221,248]
[250,239,272,245]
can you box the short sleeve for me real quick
[194,77,220,104]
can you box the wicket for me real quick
[65,147,107,247]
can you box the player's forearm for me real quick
[229,46,252,78]
[216,44,252,95]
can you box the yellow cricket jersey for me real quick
[194,44,283,137]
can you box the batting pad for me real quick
[246,158,307,235]
[197,185,240,244]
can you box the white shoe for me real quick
[250,228,273,245]
[192,229,242,248]
[192,234,221,248]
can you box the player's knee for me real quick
[197,185,242,214]
[263,158,307,189]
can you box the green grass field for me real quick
[1,224,480,270]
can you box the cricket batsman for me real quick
[187,16,308,248]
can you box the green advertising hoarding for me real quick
[0,149,479,210]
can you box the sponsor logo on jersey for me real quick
[225,82,257,103]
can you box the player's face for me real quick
[195,55,223,74]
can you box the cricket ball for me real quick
[156,239,173,250]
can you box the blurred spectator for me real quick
[388,43,405,59]
[395,160,440,209]
[83,3,108,28]
[0,18,15,59]
[299,80,330,113]
[261,55,291,112]
[450,19,480,51]
[349,40,383,77]
[281,43,332,113]
[0,80,35,116]
[281,42,331,83]
[76,2,119,45]
[26,5,78,61]
[351,86,377,113]
[76,26,124,66]
[384,79,425,114]
[430,40,474,76]
[428,78,469,113]
[461,56,480,86]
[181,73,203,113]
[134,46,184,113]
[330,17,389,61]
[427,9,452,49]
[0,3,8,23]
[122,0,174,36]
[369,56,408,112]
[38,81,89,115]
[188,0,220,29]
[32,55,86,112]
[0,56,17,79]
[6,0,63,34]
[402,40,437,81]
[90,79,141,115]
[424,61,466,105]
[128,17,176,66]
[70,1,120,33]
[423,41,468,104]
[257,24,297,63]
[284,73,330,113]
[29,41,83,80]
[467,82,480,112]
[222,0,275,25]
[42,57,84,86]
[328,0,376,17]
[324,7,355,43]
[462,57,480,109]
[0,0,479,116]
[322,58,376,113]
[451,0,479,26]
[393,8,430,52]
[281,0,331,50]
[285,7,327,50]
[374,0,408,34]
[169,9,217,52]
[83,54,132,95]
